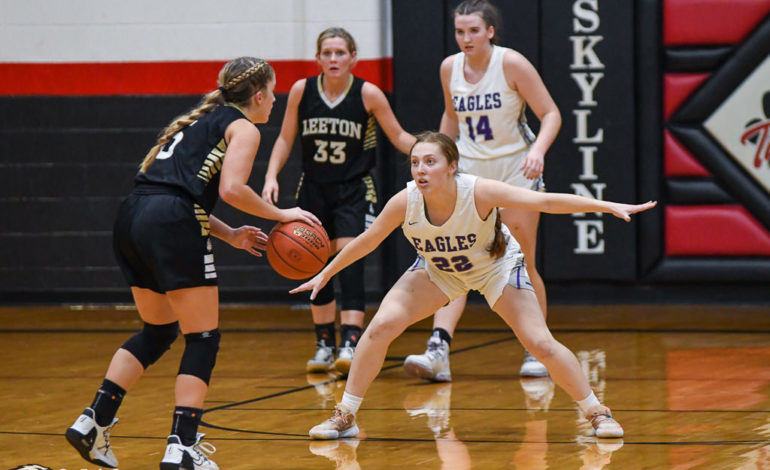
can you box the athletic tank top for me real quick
[135,105,246,213]
[450,45,534,160]
[298,74,377,183]
[402,173,522,281]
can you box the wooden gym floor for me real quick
[1,303,769,469]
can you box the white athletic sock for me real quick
[576,391,601,414]
[341,392,363,415]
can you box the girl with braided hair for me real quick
[66,57,319,470]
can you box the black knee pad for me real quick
[121,321,179,369]
[311,278,336,306]
[178,329,221,385]
[339,258,365,311]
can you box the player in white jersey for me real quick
[294,132,655,441]
[404,0,562,383]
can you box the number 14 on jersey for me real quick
[465,115,494,141]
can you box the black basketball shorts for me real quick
[296,174,379,240]
[113,193,217,293]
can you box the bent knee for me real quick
[365,315,407,344]
[524,338,558,360]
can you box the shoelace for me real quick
[425,341,445,361]
[589,413,615,429]
[96,418,118,454]
[330,406,353,427]
[193,440,217,461]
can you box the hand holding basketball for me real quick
[266,221,330,279]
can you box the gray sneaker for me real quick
[520,350,549,377]
[404,336,451,382]
[307,342,335,373]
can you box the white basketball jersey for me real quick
[402,174,522,285]
[450,45,534,160]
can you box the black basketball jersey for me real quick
[298,75,378,183]
[135,105,247,213]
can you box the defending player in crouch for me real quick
[292,131,656,440]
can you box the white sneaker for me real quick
[159,433,218,470]
[585,405,624,438]
[334,345,355,375]
[309,404,359,440]
[65,407,119,468]
[404,336,451,382]
[520,351,549,377]
[307,342,335,373]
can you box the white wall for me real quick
[0,0,392,62]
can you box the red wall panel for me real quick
[666,205,770,255]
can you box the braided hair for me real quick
[140,57,274,172]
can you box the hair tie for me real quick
[218,86,227,94]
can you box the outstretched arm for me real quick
[291,190,408,299]
[475,178,657,221]
[362,82,416,155]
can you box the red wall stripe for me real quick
[0,58,392,96]
[663,73,709,120]
[665,205,770,256]
[664,130,711,177]
[664,0,770,45]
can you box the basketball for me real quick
[266,221,331,280]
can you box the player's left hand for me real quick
[230,225,268,256]
[520,149,545,180]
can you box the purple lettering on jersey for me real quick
[455,96,466,112]
[493,92,502,108]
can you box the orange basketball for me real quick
[266,221,331,280]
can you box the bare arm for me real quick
[262,79,306,205]
[290,190,408,299]
[475,178,657,221]
[503,50,561,179]
[439,56,460,140]
[219,118,320,226]
[362,82,416,155]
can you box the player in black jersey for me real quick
[262,27,415,376]
[66,57,319,470]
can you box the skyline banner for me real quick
[540,0,637,281]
